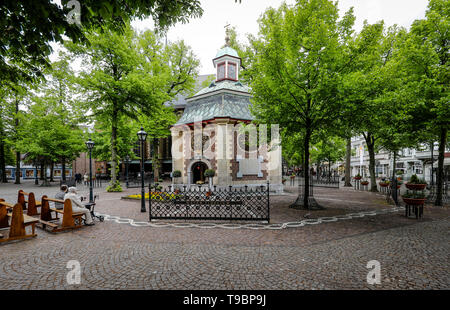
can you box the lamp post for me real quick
[125,155,130,188]
[137,127,147,212]
[85,138,95,203]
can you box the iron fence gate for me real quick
[149,183,270,221]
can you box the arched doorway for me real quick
[192,161,208,184]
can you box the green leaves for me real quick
[66,24,199,182]
[0,0,203,83]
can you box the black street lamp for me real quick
[137,127,147,212]
[125,155,130,188]
[85,138,95,203]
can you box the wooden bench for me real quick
[18,190,42,216]
[0,199,12,229]
[0,203,38,243]
[38,196,84,232]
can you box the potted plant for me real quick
[402,192,426,205]
[204,169,215,189]
[379,179,390,187]
[354,174,362,180]
[172,170,182,185]
[360,179,369,186]
[396,169,404,181]
[406,174,427,190]
[290,173,296,179]
[282,177,287,184]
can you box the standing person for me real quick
[83,173,88,186]
[64,187,94,226]
[75,173,81,184]
[54,185,68,210]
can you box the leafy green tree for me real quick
[67,25,199,185]
[342,23,405,191]
[15,97,85,186]
[247,0,355,209]
[0,93,15,183]
[310,136,346,176]
[138,105,177,179]
[0,0,203,84]
[394,0,449,205]
[39,56,85,181]
[0,83,30,183]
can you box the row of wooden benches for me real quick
[0,190,87,243]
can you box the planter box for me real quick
[402,197,426,205]
[405,183,427,191]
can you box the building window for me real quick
[227,62,236,80]
[217,62,225,80]
[413,162,423,174]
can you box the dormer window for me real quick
[227,62,237,80]
[217,62,225,80]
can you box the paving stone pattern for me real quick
[0,180,448,289]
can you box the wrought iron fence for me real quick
[126,176,153,188]
[149,183,270,221]
[312,175,340,188]
[287,175,340,188]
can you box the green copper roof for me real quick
[175,93,254,125]
[215,46,239,59]
[192,80,250,97]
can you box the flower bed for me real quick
[123,192,179,201]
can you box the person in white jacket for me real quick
[64,187,94,226]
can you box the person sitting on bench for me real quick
[54,185,68,210]
[64,187,94,226]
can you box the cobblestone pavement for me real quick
[0,180,448,289]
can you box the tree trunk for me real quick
[364,133,378,192]
[153,138,160,181]
[14,151,20,184]
[435,127,447,206]
[62,157,66,181]
[40,162,44,180]
[344,136,352,186]
[303,128,311,209]
[14,98,20,184]
[392,152,397,179]
[110,108,118,184]
[0,136,7,183]
[42,163,49,186]
[430,141,434,186]
[50,162,54,182]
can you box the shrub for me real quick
[402,192,425,199]
[408,174,426,184]
[106,180,122,192]
[172,170,182,178]
[204,169,215,178]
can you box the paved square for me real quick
[0,181,449,289]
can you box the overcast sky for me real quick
[51,0,430,74]
[130,0,430,75]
